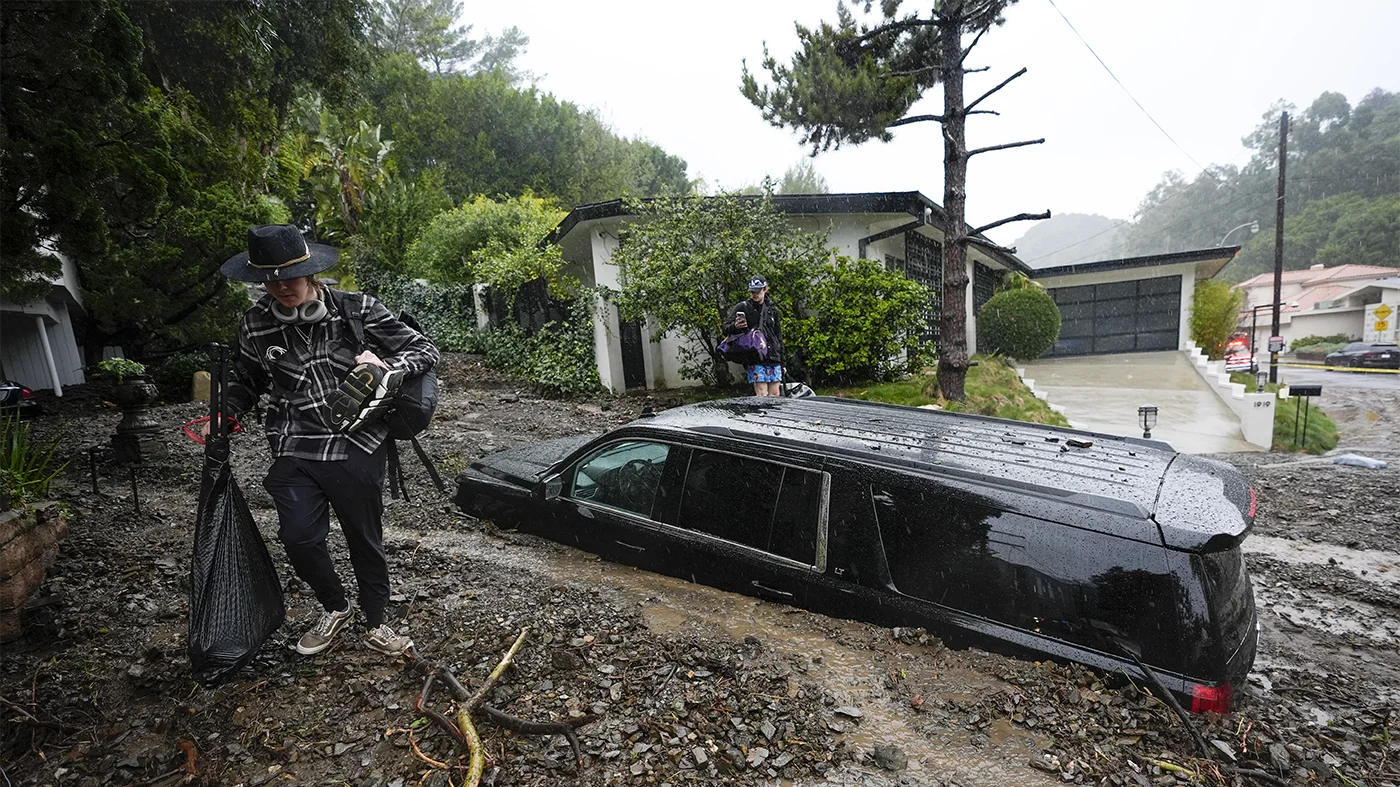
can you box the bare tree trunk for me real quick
[937,4,970,402]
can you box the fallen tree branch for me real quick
[0,695,82,735]
[402,627,599,787]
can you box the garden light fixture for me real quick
[1139,404,1158,439]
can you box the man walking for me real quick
[725,276,785,396]
[219,225,438,656]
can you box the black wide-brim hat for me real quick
[220,224,339,282]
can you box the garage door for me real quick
[1045,276,1181,356]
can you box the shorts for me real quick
[746,364,783,383]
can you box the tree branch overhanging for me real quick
[844,16,940,49]
[965,67,1028,113]
[967,138,1045,158]
[960,27,988,63]
[887,113,943,127]
[971,210,1052,236]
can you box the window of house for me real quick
[569,441,671,518]
[676,449,823,564]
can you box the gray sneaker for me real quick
[365,623,413,655]
[295,606,353,655]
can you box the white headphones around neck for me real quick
[270,298,328,325]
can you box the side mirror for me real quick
[539,473,564,502]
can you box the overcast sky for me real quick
[463,0,1398,246]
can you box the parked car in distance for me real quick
[0,379,43,419]
[456,397,1259,713]
[1324,342,1400,369]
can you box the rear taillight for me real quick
[1247,487,1257,519]
[1190,682,1232,714]
[20,387,35,399]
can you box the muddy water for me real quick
[408,524,1056,786]
[1246,534,1400,588]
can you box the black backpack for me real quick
[331,290,445,498]
[331,290,438,441]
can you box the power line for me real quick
[1044,0,1208,173]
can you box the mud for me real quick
[2,356,1398,786]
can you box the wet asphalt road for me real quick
[1275,363,1400,391]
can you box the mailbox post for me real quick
[1289,384,1322,450]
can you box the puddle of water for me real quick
[1261,601,1397,644]
[406,525,1056,785]
[1245,535,1400,588]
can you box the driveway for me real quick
[1020,351,1261,454]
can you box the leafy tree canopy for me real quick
[609,193,832,385]
[370,0,531,81]
[739,160,831,195]
[405,193,566,297]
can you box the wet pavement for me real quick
[1021,351,1261,454]
[1275,361,1400,392]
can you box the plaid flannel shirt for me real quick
[227,287,439,461]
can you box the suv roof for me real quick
[639,397,1250,548]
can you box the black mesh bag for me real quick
[188,346,285,685]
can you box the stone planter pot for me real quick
[0,502,69,640]
[113,374,160,436]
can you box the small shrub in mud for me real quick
[149,352,208,403]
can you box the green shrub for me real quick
[1,415,67,510]
[1291,333,1351,350]
[371,278,482,352]
[788,256,933,385]
[149,352,209,403]
[95,357,147,384]
[1189,280,1245,359]
[479,293,601,396]
[977,288,1062,360]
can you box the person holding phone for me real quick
[724,275,784,397]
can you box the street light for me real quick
[1218,220,1260,247]
[1139,405,1158,439]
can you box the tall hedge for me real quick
[978,288,1062,360]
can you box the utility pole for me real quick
[1269,110,1288,384]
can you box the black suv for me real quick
[1324,341,1400,369]
[455,397,1258,713]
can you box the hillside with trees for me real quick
[1123,88,1400,281]
[0,0,692,359]
[1011,213,1127,269]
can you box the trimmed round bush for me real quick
[978,288,1062,360]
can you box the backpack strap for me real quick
[328,289,367,353]
[409,434,446,494]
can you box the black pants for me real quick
[264,444,390,628]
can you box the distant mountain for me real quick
[1011,213,1129,269]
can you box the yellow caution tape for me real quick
[1277,363,1400,374]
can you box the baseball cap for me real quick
[748,275,768,291]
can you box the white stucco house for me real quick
[545,191,1242,392]
[1233,263,1398,346]
[0,249,87,395]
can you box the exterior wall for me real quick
[1281,309,1366,344]
[0,302,86,392]
[1032,263,1198,351]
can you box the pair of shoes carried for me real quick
[296,607,413,656]
[325,362,404,434]
[365,623,413,656]
[295,605,354,655]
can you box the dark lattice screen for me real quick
[904,231,942,344]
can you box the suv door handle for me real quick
[752,581,793,599]
[614,540,645,553]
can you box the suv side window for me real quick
[872,483,1014,620]
[569,441,672,518]
[677,449,823,565]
